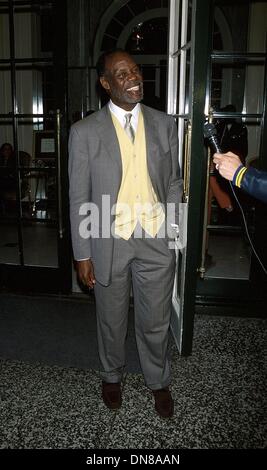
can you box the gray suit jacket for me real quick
[68,104,183,285]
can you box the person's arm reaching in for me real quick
[213,151,267,204]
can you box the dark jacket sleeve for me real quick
[241,167,267,204]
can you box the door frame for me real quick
[167,0,211,355]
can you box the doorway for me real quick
[0,0,71,293]
[196,0,267,308]
[167,0,267,355]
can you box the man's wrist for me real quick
[233,165,247,188]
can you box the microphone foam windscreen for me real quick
[203,122,217,138]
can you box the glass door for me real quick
[196,0,267,308]
[167,0,211,354]
[0,0,71,293]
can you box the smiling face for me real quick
[100,51,143,111]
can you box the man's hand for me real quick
[213,151,243,181]
[76,259,96,289]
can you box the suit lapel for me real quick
[95,105,122,179]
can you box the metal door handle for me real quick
[56,109,64,239]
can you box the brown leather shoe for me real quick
[152,387,174,418]
[102,382,122,409]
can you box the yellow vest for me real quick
[111,111,165,240]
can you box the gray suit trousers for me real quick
[94,230,175,390]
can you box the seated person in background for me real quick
[0,142,15,169]
[213,151,267,204]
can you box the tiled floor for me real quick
[205,233,251,279]
[0,315,266,449]
[0,222,57,266]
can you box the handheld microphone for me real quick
[203,122,221,153]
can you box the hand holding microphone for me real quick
[203,121,243,182]
[213,151,243,181]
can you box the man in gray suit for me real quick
[68,49,183,418]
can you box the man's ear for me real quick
[100,76,110,93]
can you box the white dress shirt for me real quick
[108,100,140,133]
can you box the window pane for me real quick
[213,2,267,53]
[0,13,10,59]
[16,68,43,115]
[14,11,39,59]
[211,60,265,115]
[14,5,53,59]
[15,64,54,116]
[0,68,12,114]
